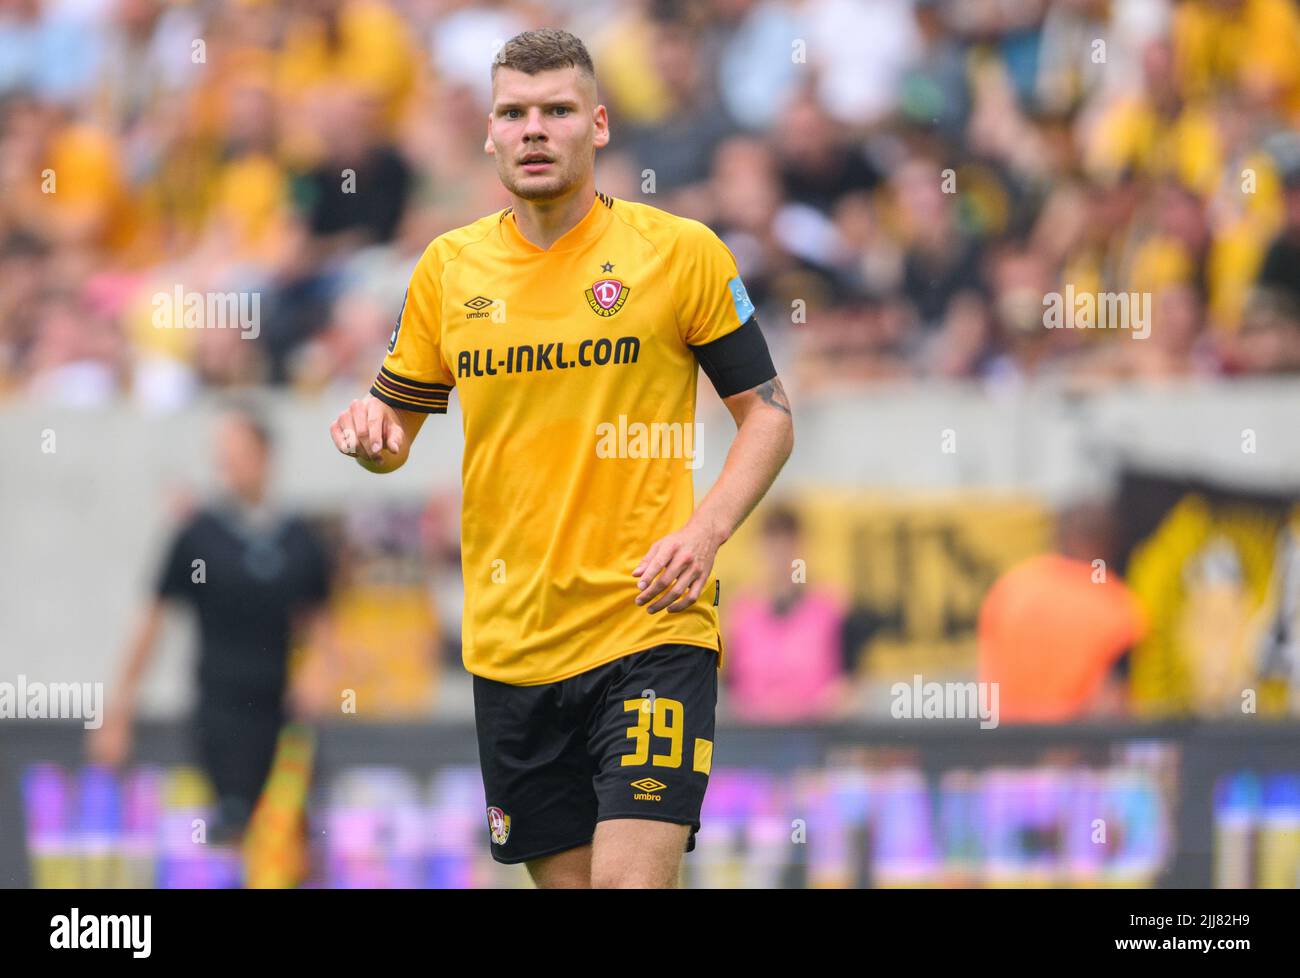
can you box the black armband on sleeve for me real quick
[689,315,777,399]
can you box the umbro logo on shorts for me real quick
[631,778,667,801]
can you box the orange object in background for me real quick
[978,554,1147,723]
[243,724,315,889]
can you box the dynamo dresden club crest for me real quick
[487,806,511,845]
[585,278,629,317]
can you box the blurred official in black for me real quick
[91,407,335,843]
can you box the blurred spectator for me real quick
[621,7,734,200]
[298,86,412,251]
[26,287,125,406]
[721,504,877,723]
[892,156,984,335]
[803,0,921,128]
[0,0,109,105]
[1222,154,1300,372]
[977,501,1147,723]
[712,0,803,132]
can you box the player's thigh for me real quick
[591,818,689,888]
[472,674,598,866]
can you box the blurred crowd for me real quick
[5,0,1300,408]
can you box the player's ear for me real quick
[592,104,610,149]
[484,114,496,156]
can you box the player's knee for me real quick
[526,846,593,888]
[529,870,592,889]
[591,859,681,889]
[592,869,675,889]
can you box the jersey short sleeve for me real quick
[671,220,777,399]
[155,517,198,604]
[292,518,336,609]
[369,244,455,414]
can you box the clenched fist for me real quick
[330,396,420,473]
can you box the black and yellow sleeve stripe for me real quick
[370,367,452,414]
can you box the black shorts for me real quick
[192,698,285,836]
[472,643,719,864]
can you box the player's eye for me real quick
[552,106,569,116]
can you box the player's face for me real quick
[486,67,608,201]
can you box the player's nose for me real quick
[522,107,548,137]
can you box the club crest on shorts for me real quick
[585,278,629,317]
[486,806,511,845]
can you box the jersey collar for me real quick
[500,192,613,255]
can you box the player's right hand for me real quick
[330,396,405,462]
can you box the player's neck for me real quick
[227,487,270,517]
[510,183,597,251]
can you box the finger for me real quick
[349,400,376,459]
[635,545,670,590]
[645,551,701,611]
[640,550,694,608]
[646,567,697,613]
[635,547,678,604]
[633,542,660,578]
[333,408,359,455]
[665,577,705,613]
[386,416,404,455]
[365,398,387,456]
[330,420,355,456]
[345,397,377,460]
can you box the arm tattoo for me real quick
[754,377,791,416]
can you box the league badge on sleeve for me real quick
[585,278,629,317]
[388,290,408,353]
[728,275,755,324]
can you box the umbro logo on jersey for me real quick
[464,296,502,321]
[586,278,629,317]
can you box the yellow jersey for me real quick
[370,192,767,684]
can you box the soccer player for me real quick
[330,29,794,888]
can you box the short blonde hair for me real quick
[491,28,596,84]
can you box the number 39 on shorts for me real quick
[621,696,684,767]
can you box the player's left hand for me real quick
[632,518,723,614]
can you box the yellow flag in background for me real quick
[242,723,315,888]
